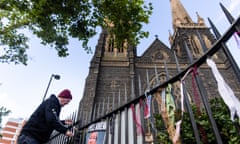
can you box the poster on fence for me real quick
[86,121,106,144]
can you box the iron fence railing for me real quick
[48,3,240,144]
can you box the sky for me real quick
[0,0,240,126]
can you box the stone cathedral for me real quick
[77,0,240,125]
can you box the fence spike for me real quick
[118,89,121,107]
[220,2,235,24]
[79,108,83,127]
[208,18,221,39]
[92,103,96,121]
[146,69,150,90]
[107,96,110,112]
[154,64,160,84]
[131,78,135,99]
[138,75,142,95]
[89,108,93,122]
[164,61,170,80]
[196,30,208,52]
[125,83,127,103]
[97,103,100,119]
[113,92,115,110]
[173,51,181,72]
[102,99,105,116]
[208,18,240,82]
[184,41,194,63]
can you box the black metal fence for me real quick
[48,3,240,144]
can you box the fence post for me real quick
[174,51,201,143]
[184,41,223,143]
[208,18,240,82]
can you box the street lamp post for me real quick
[42,74,60,101]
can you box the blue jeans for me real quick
[17,134,40,144]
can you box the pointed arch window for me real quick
[105,35,127,54]
[188,35,203,57]
[176,44,181,57]
[202,34,212,49]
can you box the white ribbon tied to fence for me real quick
[206,58,240,121]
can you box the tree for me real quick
[0,106,11,137]
[0,0,153,65]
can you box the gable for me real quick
[137,39,175,63]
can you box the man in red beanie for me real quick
[17,89,74,144]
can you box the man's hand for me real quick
[65,119,73,125]
[65,130,74,137]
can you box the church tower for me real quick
[77,0,240,128]
[77,26,137,123]
[168,0,239,101]
[169,0,222,63]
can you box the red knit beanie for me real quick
[58,89,72,99]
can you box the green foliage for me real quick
[92,0,152,48]
[0,0,153,65]
[0,106,11,137]
[155,98,240,143]
[154,114,172,143]
[0,0,30,65]
[0,106,11,124]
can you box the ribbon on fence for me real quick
[131,104,144,136]
[234,32,240,47]
[139,99,145,136]
[166,84,176,125]
[173,68,193,143]
[236,31,240,36]
[192,65,201,113]
[144,93,157,135]
[192,65,208,143]
[144,94,152,119]
[142,95,154,142]
[161,88,166,112]
[206,58,240,121]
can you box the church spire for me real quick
[170,0,193,29]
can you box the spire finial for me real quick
[170,0,193,29]
[196,11,205,25]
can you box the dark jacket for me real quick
[20,95,68,143]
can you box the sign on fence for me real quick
[86,121,106,144]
